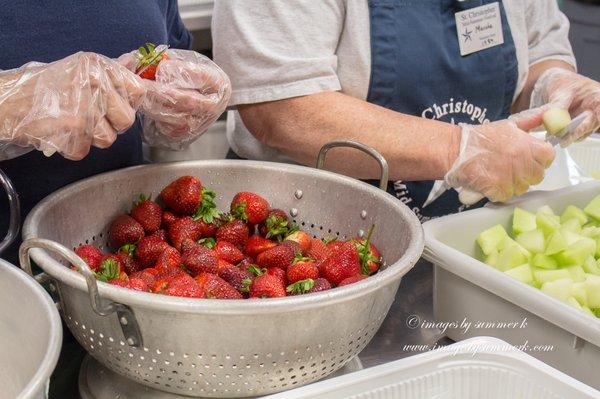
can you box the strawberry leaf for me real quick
[232,202,248,222]
[192,188,221,224]
[286,278,315,294]
[95,258,121,282]
[118,244,136,257]
[240,278,253,293]
[264,215,292,242]
[356,225,377,276]
[197,237,216,249]
[247,265,265,277]
[293,253,314,263]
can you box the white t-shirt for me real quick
[212,0,576,162]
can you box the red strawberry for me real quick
[182,245,219,275]
[245,235,277,258]
[237,256,255,270]
[256,245,295,270]
[320,242,360,286]
[351,226,381,275]
[73,245,103,271]
[164,274,204,298]
[286,278,315,295]
[155,266,186,281]
[215,241,245,264]
[109,214,144,248]
[95,254,123,282]
[160,176,202,215]
[128,277,149,292]
[162,211,178,228]
[131,195,162,234]
[281,240,302,256]
[258,208,291,240]
[287,257,319,284]
[116,251,142,275]
[249,274,286,298]
[284,231,312,255]
[216,219,249,249]
[198,220,218,238]
[266,267,287,286]
[168,216,204,251]
[308,278,332,293]
[326,240,344,253]
[130,269,157,287]
[217,258,234,271]
[181,238,199,253]
[155,246,182,270]
[196,272,243,299]
[231,192,269,225]
[338,274,368,286]
[218,264,254,293]
[135,236,170,268]
[307,238,332,261]
[150,229,167,242]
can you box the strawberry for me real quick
[168,216,204,251]
[284,231,312,255]
[154,246,182,270]
[109,214,144,248]
[351,225,381,275]
[266,267,287,286]
[218,264,254,293]
[245,235,277,258]
[326,239,344,253]
[231,192,269,225]
[258,209,292,240]
[162,211,178,228]
[182,245,219,275]
[237,256,255,270]
[135,42,170,80]
[160,175,202,215]
[73,245,103,271]
[196,272,243,299]
[181,238,199,253]
[131,194,162,234]
[116,251,142,275]
[128,277,149,292]
[320,242,360,286]
[95,254,123,282]
[338,274,368,286]
[249,274,286,298]
[215,241,244,264]
[150,229,167,242]
[155,266,186,281]
[307,238,332,262]
[215,218,249,249]
[308,278,332,293]
[256,244,295,270]
[130,269,157,287]
[286,278,315,295]
[164,274,204,298]
[287,257,319,284]
[135,236,170,268]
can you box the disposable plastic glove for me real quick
[444,108,556,203]
[0,52,145,161]
[119,48,231,150]
[531,67,600,146]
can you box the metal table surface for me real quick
[50,258,447,398]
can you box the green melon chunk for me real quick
[541,278,574,302]
[544,231,566,256]
[561,218,582,234]
[561,205,588,225]
[516,230,545,254]
[567,265,586,282]
[543,107,571,136]
[534,269,571,284]
[513,207,537,235]
[594,236,600,258]
[584,194,600,221]
[555,237,597,266]
[537,205,555,215]
[496,245,529,272]
[567,296,583,310]
[505,264,534,284]
[583,275,600,308]
[532,253,558,270]
[583,256,600,275]
[572,282,588,307]
[484,251,499,268]
[581,226,600,238]
[562,231,584,246]
[477,224,509,256]
[537,212,561,237]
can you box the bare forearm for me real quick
[512,59,575,113]
[238,91,460,181]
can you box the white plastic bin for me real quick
[568,136,600,177]
[264,337,599,399]
[423,181,600,390]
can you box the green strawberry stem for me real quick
[197,237,216,249]
[95,259,120,282]
[192,188,221,224]
[247,265,265,277]
[293,253,314,263]
[240,278,252,293]
[358,224,376,276]
[286,279,315,294]
[119,244,136,257]
[232,202,248,222]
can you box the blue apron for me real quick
[367,0,518,221]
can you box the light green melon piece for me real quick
[542,108,571,136]
[581,226,600,238]
[537,212,561,237]
[513,207,537,235]
[477,224,509,256]
[561,218,582,234]
[583,275,600,308]
[532,253,558,270]
[581,306,596,317]
[504,264,534,284]
[554,237,596,266]
[572,282,588,307]
[584,194,600,222]
[534,269,571,285]
[484,251,499,268]
[567,265,586,282]
[537,205,555,215]
[516,230,545,254]
[496,245,529,272]
[567,296,583,310]
[583,256,600,275]
[544,231,566,256]
[561,205,588,225]
[541,278,574,302]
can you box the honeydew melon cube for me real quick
[562,231,584,246]
[537,205,555,216]
[567,265,587,282]
[477,224,509,256]
[595,236,600,258]
[513,207,537,235]
[541,278,574,302]
[532,253,558,270]
[567,296,583,310]
[484,251,499,268]
[504,264,534,284]
[537,212,561,237]
[581,226,600,238]
[561,218,582,234]
[572,282,588,307]
[534,269,571,284]
[544,231,566,255]
[516,230,545,254]
[583,275,600,308]
[496,245,529,272]
[499,237,531,258]
[583,256,600,275]
[561,205,588,225]
[543,108,571,136]
[584,194,600,221]
[555,237,596,266]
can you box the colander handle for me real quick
[0,169,21,255]
[19,238,143,347]
[316,140,389,191]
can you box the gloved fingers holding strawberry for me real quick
[0,52,145,161]
[531,67,600,146]
[119,44,231,150]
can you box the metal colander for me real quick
[19,142,423,398]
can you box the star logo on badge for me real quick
[462,28,473,42]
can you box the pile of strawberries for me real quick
[72,175,381,299]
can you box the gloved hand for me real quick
[444,108,556,203]
[531,67,600,146]
[119,47,231,150]
[0,52,145,161]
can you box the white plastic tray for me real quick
[264,337,599,399]
[568,135,600,176]
[423,181,600,390]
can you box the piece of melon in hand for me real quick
[543,107,571,136]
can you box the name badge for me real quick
[455,2,504,56]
